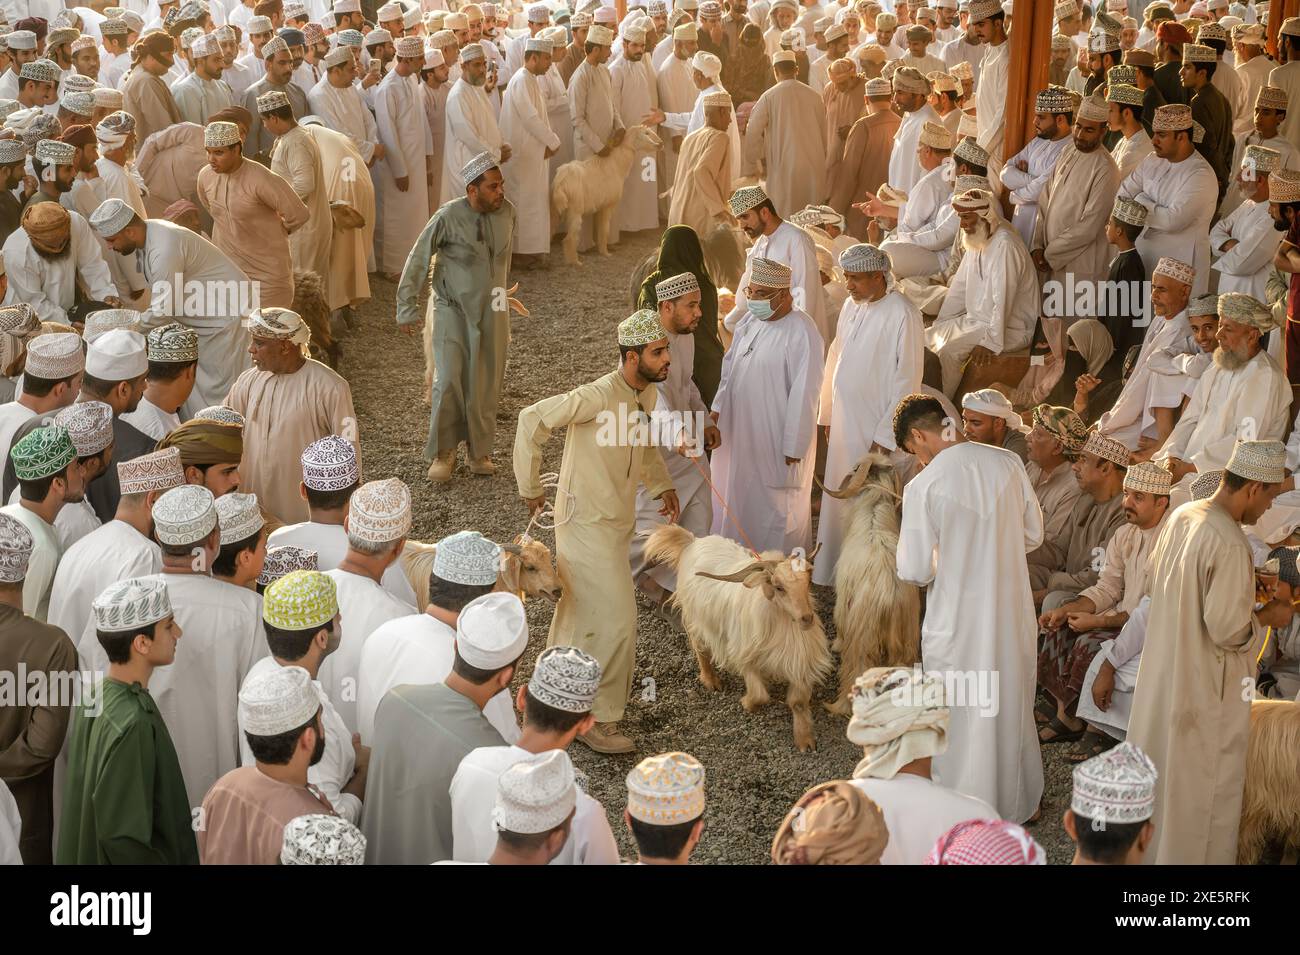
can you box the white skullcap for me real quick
[0,512,32,583]
[239,665,320,736]
[85,328,147,381]
[281,814,366,864]
[89,196,137,238]
[492,750,577,834]
[626,751,705,824]
[455,591,528,670]
[92,577,173,632]
[54,400,114,456]
[434,530,502,586]
[25,333,84,380]
[1071,741,1158,824]
[215,491,264,545]
[528,645,601,712]
[152,484,218,546]
[347,478,411,544]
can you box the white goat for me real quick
[817,453,921,714]
[551,124,662,266]
[645,524,833,751]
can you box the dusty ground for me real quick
[342,228,1077,865]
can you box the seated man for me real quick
[1065,742,1158,865]
[1257,544,1300,699]
[1024,404,1087,544]
[1027,431,1130,611]
[1142,293,1218,438]
[926,188,1038,397]
[1036,461,1172,756]
[1156,292,1291,502]
[960,388,1029,464]
[1094,255,1197,453]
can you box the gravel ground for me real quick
[341,228,1077,865]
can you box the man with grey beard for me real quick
[926,188,1039,397]
[1156,292,1291,503]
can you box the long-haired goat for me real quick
[551,124,662,266]
[1238,699,1300,864]
[645,524,833,751]
[401,535,562,607]
[817,453,921,714]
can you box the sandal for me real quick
[1034,697,1056,725]
[1038,715,1085,744]
[1065,730,1112,763]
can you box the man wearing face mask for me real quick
[708,255,823,556]
[236,570,366,825]
[203,660,338,863]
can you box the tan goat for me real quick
[400,535,562,607]
[645,524,833,751]
[817,453,921,715]
[551,124,663,266]
[1238,699,1300,864]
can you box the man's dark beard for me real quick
[1036,129,1055,139]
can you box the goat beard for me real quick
[1213,343,1249,371]
[961,221,992,253]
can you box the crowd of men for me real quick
[0,0,1295,868]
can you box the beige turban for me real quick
[846,667,949,780]
[770,780,889,865]
[21,202,71,255]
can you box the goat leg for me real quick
[739,669,770,713]
[563,212,582,266]
[788,676,817,752]
[593,206,612,257]
[690,635,722,692]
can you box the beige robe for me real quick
[224,359,360,525]
[135,122,207,219]
[1128,499,1259,864]
[303,124,375,311]
[196,158,310,309]
[1032,142,1120,289]
[743,78,828,219]
[827,109,900,240]
[271,125,333,281]
[121,68,182,149]
[198,766,334,864]
[668,126,732,242]
[1026,460,1084,550]
[514,371,673,723]
[821,77,865,190]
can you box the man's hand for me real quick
[524,494,547,516]
[610,128,626,147]
[103,296,125,308]
[372,143,386,163]
[657,489,681,523]
[1091,659,1116,711]
[1166,457,1196,482]
[399,320,421,337]
[1014,158,1029,173]
[1038,606,1071,630]
[395,176,409,192]
[642,108,666,126]
[1066,611,1104,633]
[704,423,721,450]
[544,146,557,158]
[1221,239,1239,253]
[784,456,801,466]
[1075,372,1101,396]
[499,144,512,163]
[1031,249,1050,273]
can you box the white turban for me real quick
[846,668,949,780]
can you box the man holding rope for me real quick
[514,310,680,755]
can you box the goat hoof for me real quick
[699,674,721,692]
[795,737,817,753]
[740,695,768,713]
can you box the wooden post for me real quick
[1003,0,1055,163]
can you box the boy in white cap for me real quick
[48,447,182,646]
[0,511,77,864]
[625,751,705,864]
[212,491,267,589]
[59,577,197,864]
[79,485,266,808]
[1129,438,1287,863]
[357,529,517,742]
[486,750,579,865]
[200,664,335,863]
[364,591,528,863]
[241,569,365,824]
[314,478,415,733]
[1065,741,1158,864]
[451,646,619,864]
[120,323,198,443]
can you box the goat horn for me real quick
[814,473,859,500]
[695,561,767,583]
[805,542,822,563]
